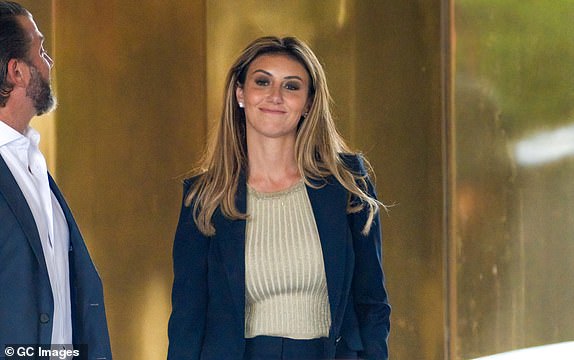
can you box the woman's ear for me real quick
[235,84,244,107]
[303,100,312,116]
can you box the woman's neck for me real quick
[247,137,301,193]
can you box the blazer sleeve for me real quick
[167,179,210,360]
[345,155,391,360]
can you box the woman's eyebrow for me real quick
[252,69,303,81]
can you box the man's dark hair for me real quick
[0,1,31,106]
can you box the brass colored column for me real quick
[352,3,445,359]
[52,1,206,359]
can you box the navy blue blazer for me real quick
[168,155,390,359]
[0,157,112,360]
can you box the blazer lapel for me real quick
[306,179,348,327]
[0,156,48,268]
[48,173,80,243]
[214,173,248,321]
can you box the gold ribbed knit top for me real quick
[244,180,331,339]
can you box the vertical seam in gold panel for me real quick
[441,0,457,359]
[200,0,208,142]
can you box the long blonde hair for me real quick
[186,36,381,236]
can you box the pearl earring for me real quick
[239,102,244,108]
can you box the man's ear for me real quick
[6,59,27,88]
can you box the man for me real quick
[0,2,112,359]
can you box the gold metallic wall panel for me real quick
[352,3,445,359]
[51,1,206,358]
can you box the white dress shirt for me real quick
[0,121,72,347]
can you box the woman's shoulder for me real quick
[180,174,208,201]
[338,152,368,175]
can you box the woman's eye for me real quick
[254,78,269,86]
[284,82,301,91]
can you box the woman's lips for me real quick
[259,107,287,115]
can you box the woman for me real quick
[168,36,390,360]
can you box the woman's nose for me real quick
[267,85,283,104]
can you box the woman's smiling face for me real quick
[236,53,311,141]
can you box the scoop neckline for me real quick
[247,179,305,198]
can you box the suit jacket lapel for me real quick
[214,173,248,322]
[48,173,80,243]
[306,179,348,328]
[0,155,47,268]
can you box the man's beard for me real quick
[26,65,57,115]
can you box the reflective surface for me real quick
[452,1,574,358]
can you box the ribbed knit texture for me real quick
[244,180,331,339]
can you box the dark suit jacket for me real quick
[168,155,390,359]
[0,156,112,360]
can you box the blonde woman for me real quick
[168,36,390,360]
